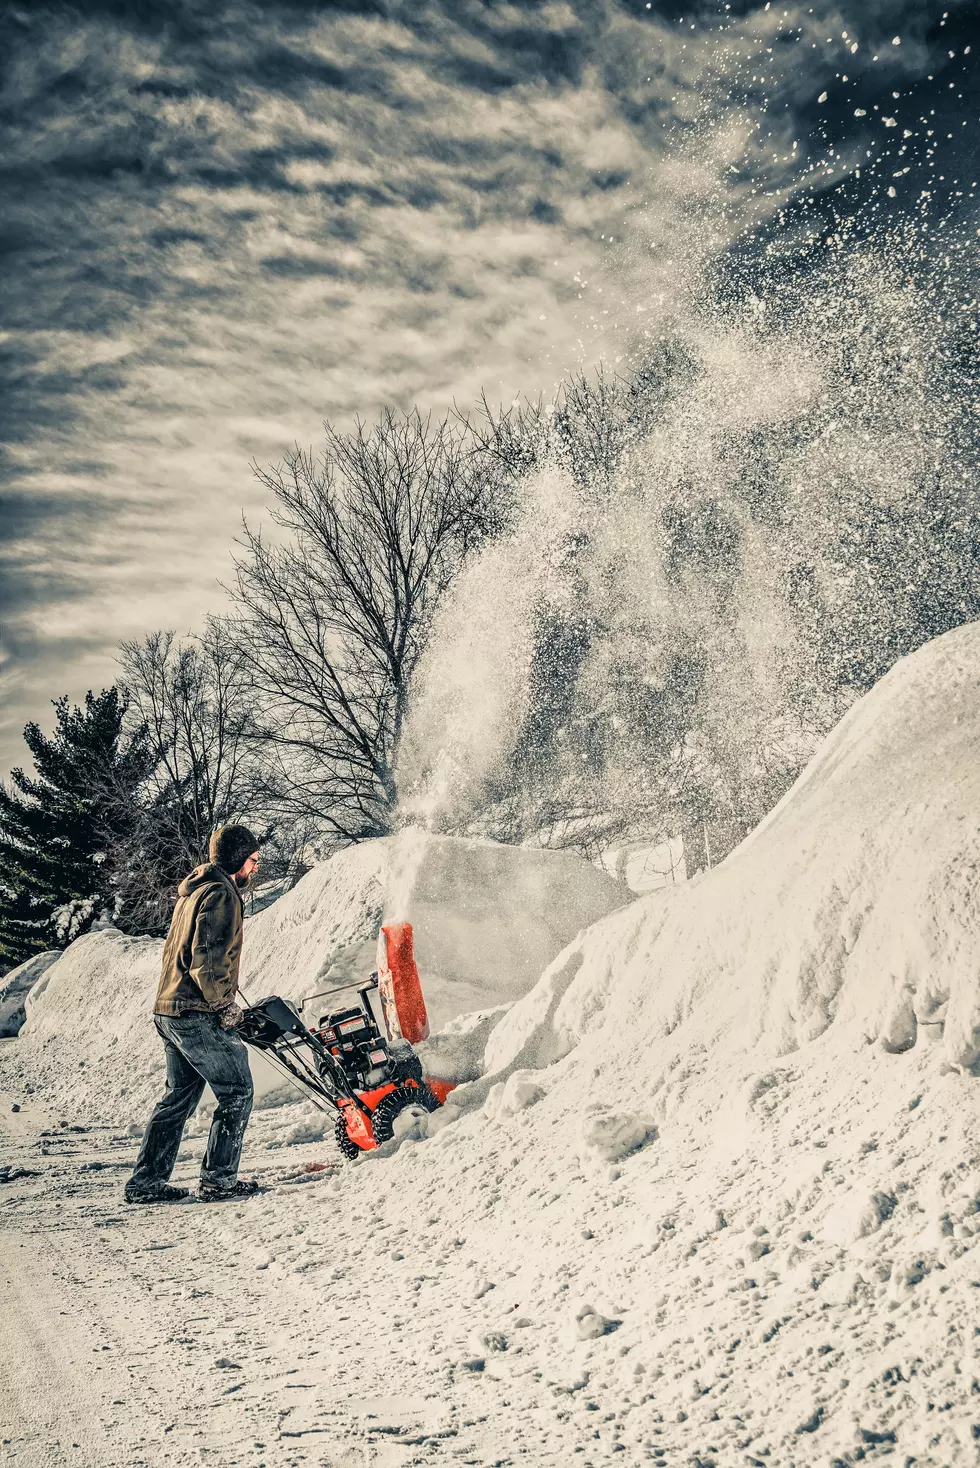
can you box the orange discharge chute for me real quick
[376,922,430,1044]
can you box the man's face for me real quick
[236,851,260,887]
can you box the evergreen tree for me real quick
[0,689,153,970]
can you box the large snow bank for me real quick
[201,623,980,1465]
[477,618,980,1094]
[2,834,627,1124]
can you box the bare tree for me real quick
[470,345,694,499]
[232,408,500,846]
[112,619,271,931]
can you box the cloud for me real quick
[0,0,974,772]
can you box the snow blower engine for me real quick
[238,923,451,1159]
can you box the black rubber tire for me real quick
[369,1083,441,1145]
[335,1113,362,1161]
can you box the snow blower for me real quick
[239,923,453,1159]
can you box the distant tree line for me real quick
[2,290,978,970]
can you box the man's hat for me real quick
[209,824,259,875]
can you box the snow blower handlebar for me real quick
[238,995,373,1118]
[299,977,378,1012]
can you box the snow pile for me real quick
[474,618,980,1091]
[247,827,631,1030]
[0,951,60,1038]
[201,622,980,1465]
[0,833,627,1125]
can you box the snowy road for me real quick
[0,1214,170,1462]
[0,1100,441,1468]
[5,1025,980,1468]
[0,1101,303,1467]
[0,1095,538,1468]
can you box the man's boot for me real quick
[124,1181,190,1204]
[198,1178,261,1202]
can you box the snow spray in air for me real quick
[396,233,978,853]
[394,28,978,866]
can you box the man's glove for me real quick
[218,1002,244,1030]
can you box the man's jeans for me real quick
[130,1012,254,1192]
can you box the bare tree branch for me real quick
[230,408,499,847]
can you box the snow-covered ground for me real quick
[4,624,980,1466]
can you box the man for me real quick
[125,824,261,1204]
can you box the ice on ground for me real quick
[4,833,628,1124]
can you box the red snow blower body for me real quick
[239,924,453,1159]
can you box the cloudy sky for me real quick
[1,0,976,776]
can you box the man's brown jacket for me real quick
[154,864,244,1016]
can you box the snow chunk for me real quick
[579,1105,657,1164]
[573,1303,621,1340]
[485,1069,546,1119]
[823,1188,897,1247]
